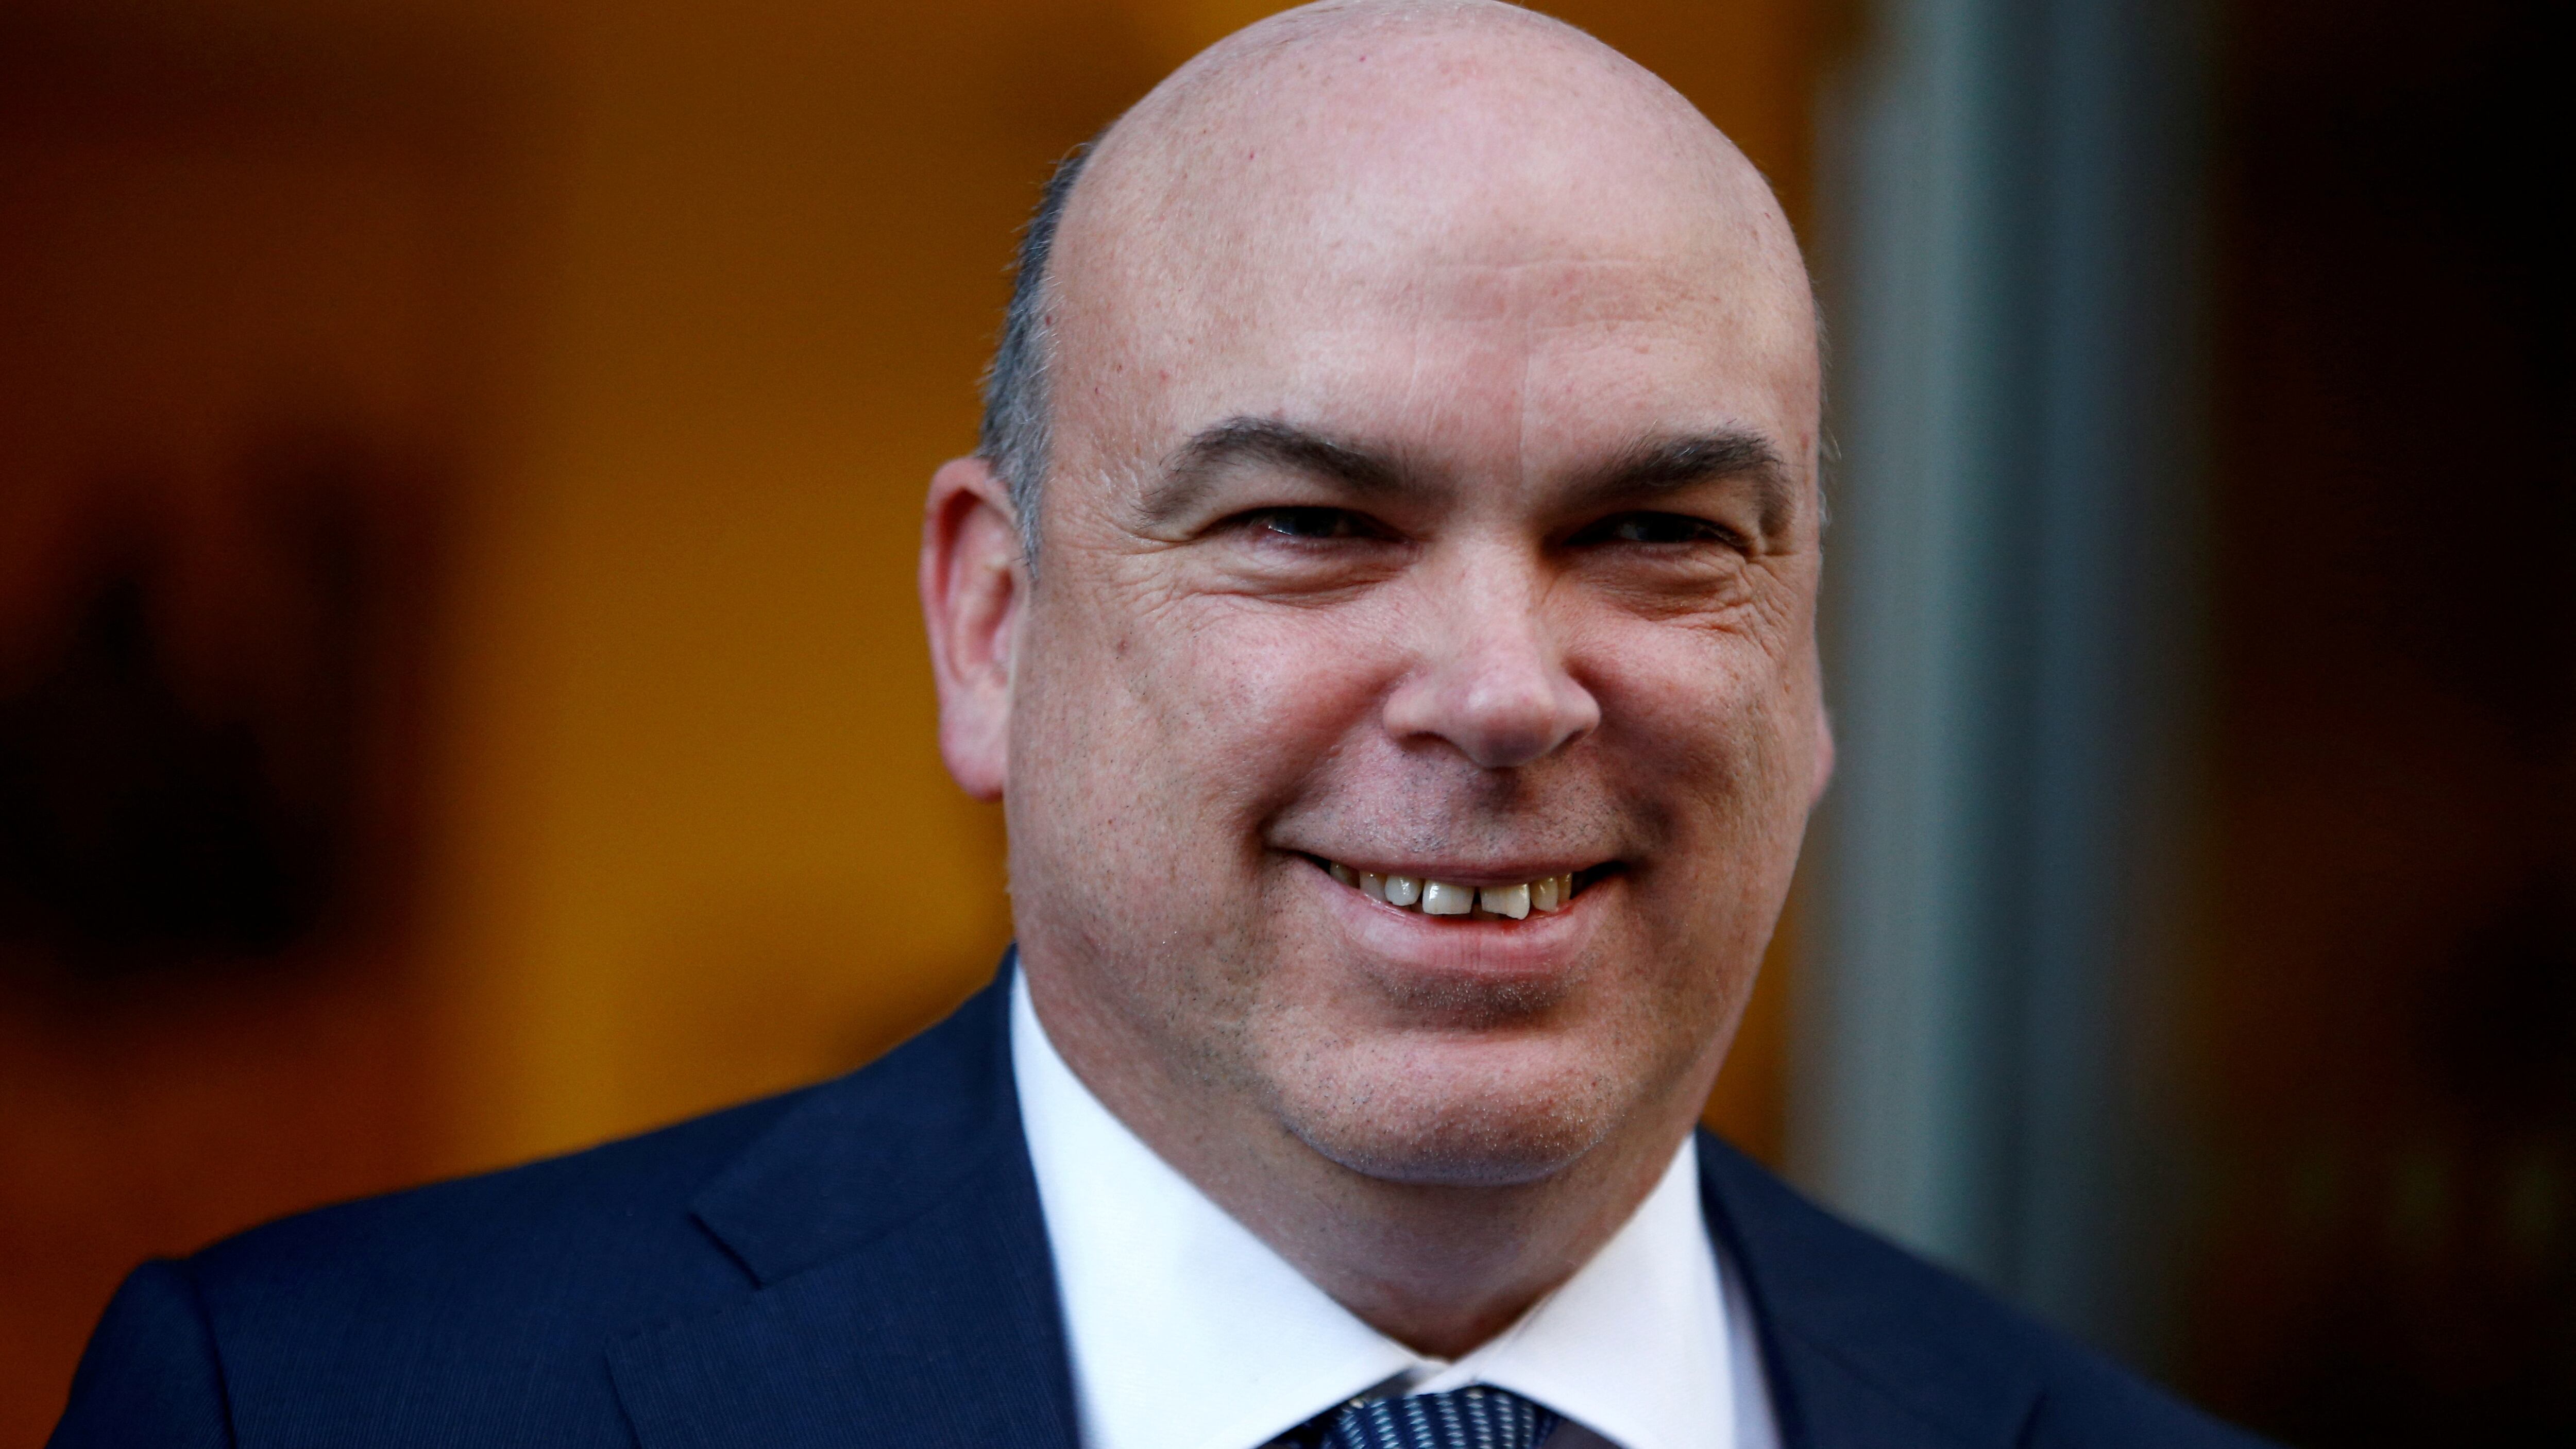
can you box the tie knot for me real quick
[1315,1385,1561,1449]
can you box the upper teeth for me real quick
[1325,860,1577,920]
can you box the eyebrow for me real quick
[1139,417,1405,525]
[1572,431,1797,542]
[1139,414,1797,540]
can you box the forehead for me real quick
[1046,40,1817,479]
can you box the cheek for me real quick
[1582,619,1817,865]
[1575,630,1810,1043]
[1114,594,1398,813]
[1012,576,1403,919]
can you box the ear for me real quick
[1808,696,1837,808]
[920,455,1023,801]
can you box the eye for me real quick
[1572,511,1738,547]
[1241,506,1385,541]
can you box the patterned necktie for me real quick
[1282,1385,1562,1449]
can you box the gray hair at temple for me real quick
[977,143,1096,566]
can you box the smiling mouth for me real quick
[1306,855,1619,920]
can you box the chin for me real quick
[1266,1036,1635,1188]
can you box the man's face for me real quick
[981,80,1825,1187]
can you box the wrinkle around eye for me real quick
[1573,545,1762,622]
[1565,509,1755,553]
[1231,505,1402,542]
[1192,510,1415,600]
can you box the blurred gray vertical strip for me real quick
[2013,0,2210,1359]
[1795,0,2029,1282]
[1793,0,2208,1363]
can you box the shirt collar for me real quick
[1011,971,1740,1449]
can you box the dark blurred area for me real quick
[2188,0,2575,1439]
[2,440,425,981]
[0,8,484,1433]
[0,0,2565,1444]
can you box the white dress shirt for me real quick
[1011,974,1783,1449]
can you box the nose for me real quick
[1379,549,1601,770]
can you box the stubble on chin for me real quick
[1284,1071,1629,1189]
[1239,1002,1639,1189]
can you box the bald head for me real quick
[925,0,1835,1334]
[979,0,1818,559]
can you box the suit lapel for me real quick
[607,973,2046,1449]
[1697,1132,2041,1449]
[609,965,1081,1449]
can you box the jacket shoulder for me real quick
[191,972,1016,1326]
[50,1092,803,1448]
[1698,1134,2274,1449]
[194,1084,795,1308]
[57,978,1017,1447]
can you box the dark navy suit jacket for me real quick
[53,968,2270,1448]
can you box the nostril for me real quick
[1386,661,1599,770]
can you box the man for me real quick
[54,4,2269,1446]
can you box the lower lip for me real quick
[1303,862,1607,985]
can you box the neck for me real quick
[1026,967,1716,1360]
